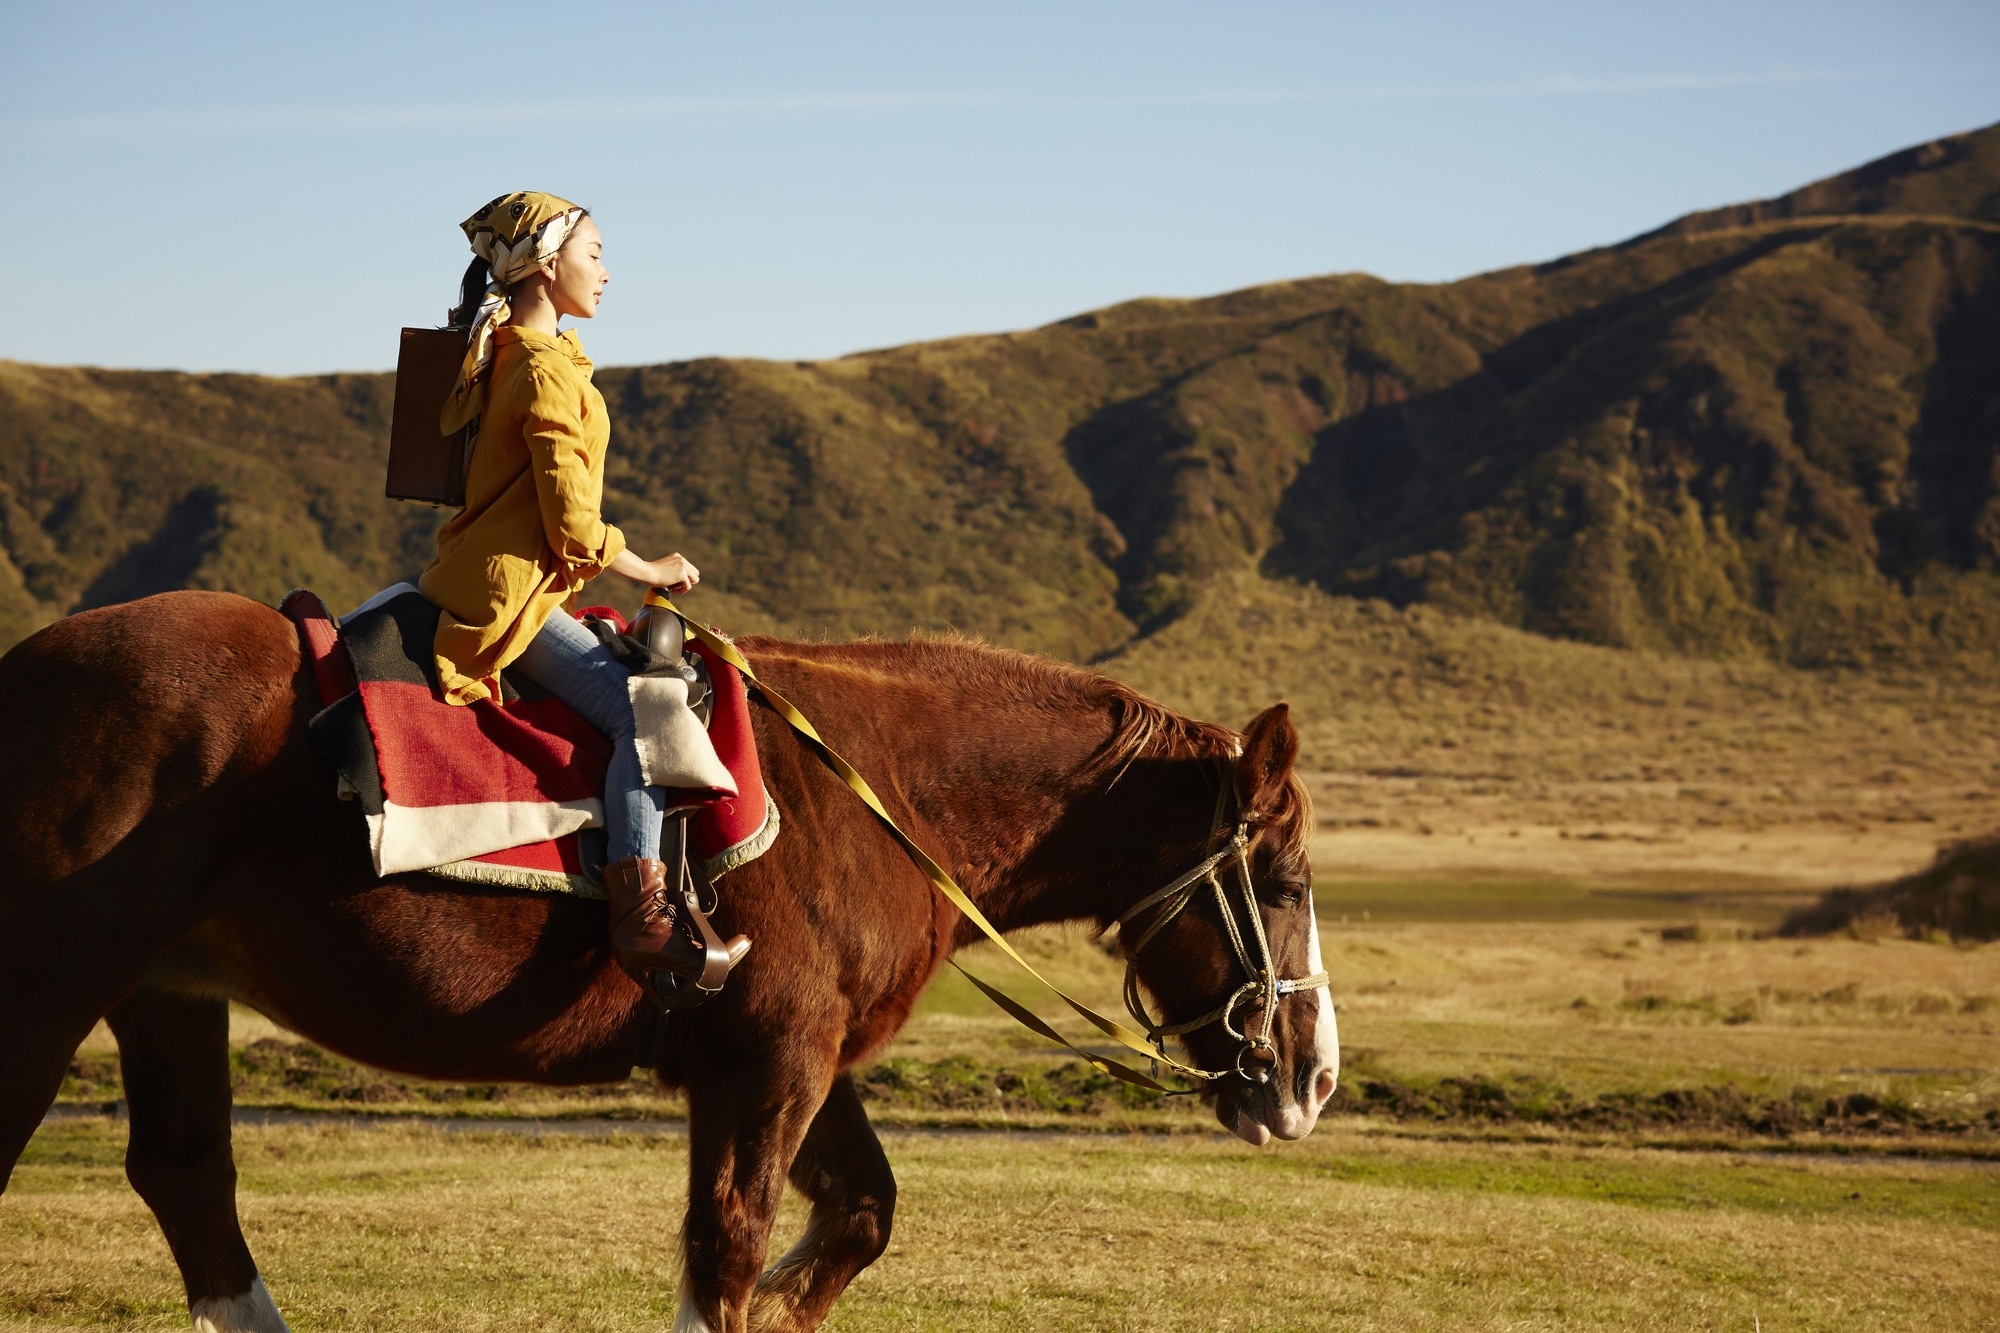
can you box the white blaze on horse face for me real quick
[1231,889,1341,1146]
[1303,888,1340,1109]
[190,1277,291,1333]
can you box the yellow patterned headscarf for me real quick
[440,191,589,433]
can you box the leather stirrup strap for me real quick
[667,813,736,993]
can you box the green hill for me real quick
[2,121,1996,667]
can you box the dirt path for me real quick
[38,1104,2000,1170]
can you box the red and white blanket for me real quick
[283,585,778,896]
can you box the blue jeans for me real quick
[511,609,665,862]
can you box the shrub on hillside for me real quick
[1780,835,2000,942]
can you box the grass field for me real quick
[1108,573,2000,867]
[39,848,2000,1116]
[11,581,2000,1328]
[899,902,2000,1142]
[43,888,1999,1138]
[9,1116,1998,1332]
[13,872,1998,1329]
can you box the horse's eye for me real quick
[1273,881,1306,907]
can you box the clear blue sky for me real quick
[4,1,1995,375]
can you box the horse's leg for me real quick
[674,1054,836,1333]
[106,988,291,1333]
[0,968,102,1190]
[747,1073,896,1333]
[0,859,177,1190]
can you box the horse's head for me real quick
[1116,703,1338,1145]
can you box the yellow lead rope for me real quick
[649,592,1197,1093]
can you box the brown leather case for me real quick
[387,327,474,506]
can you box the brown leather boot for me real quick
[603,857,707,985]
[603,856,753,1004]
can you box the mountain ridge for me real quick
[1636,120,2000,241]
[1,121,1995,668]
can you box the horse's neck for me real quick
[751,638,1224,935]
[985,754,1227,936]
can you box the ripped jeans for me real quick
[509,608,666,862]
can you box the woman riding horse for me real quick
[425,190,724,989]
[0,194,1338,1332]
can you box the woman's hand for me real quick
[609,547,700,594]
[649,553,700,593]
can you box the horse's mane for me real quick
[736,631,1312,864]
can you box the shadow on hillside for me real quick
[1264,231,1814,610]
[74,486,225,611]
[1874,267,2000,580]
[1262,223,2000,661]
[1059,383,1199,629]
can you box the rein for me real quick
[647,591,1321,1093]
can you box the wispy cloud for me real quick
[0,66,1954,140]
[0,92,993,139]
[1051,66,1869,105]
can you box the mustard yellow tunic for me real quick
[419,325,628,705]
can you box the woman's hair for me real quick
[447,208,591,326]
[448,257,489,327]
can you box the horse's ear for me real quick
[1234,703,1298,822]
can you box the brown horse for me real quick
[0,590,1337,1332]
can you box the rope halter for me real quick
[1115,785,1330,1085]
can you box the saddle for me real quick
[281,585,778,1011]
[598,599,749,1010]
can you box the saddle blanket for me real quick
[285,584,778,897]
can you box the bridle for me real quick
[1116,775,1329,1085]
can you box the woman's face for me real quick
[543,216,608,319]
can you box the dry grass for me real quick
[19,567,2000,1326]
[1107,572,2000,863]
[902,906,2000,1135]
[7,1118,1998,1331]
[1326,922,2000,1112]
[20,860,2000,1329]
[55,894,1998,1136]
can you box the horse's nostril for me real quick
[1314,1067,1337,1104]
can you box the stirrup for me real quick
[646,816,751,1012]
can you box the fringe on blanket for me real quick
[421,787,779,899]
